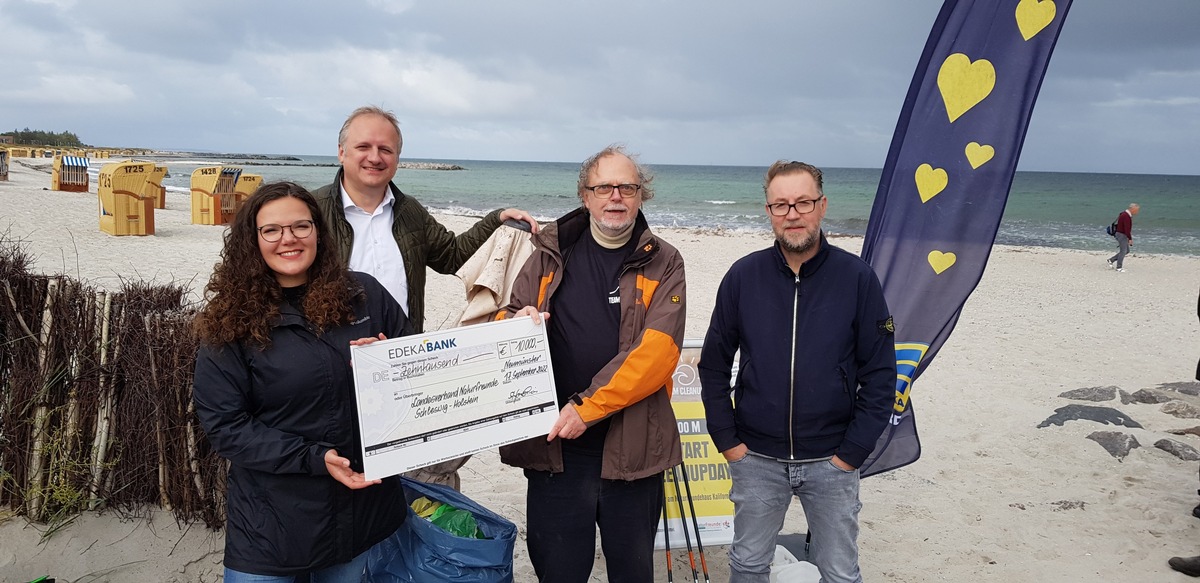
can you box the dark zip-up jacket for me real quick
[313,169,504,332]
[493,207,685,480]
[699,235,896,469]
[193,273,413,575]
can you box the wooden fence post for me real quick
[27,278,58,521]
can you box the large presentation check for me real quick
[350,317,559,480]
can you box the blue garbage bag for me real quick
[366,477,516,583]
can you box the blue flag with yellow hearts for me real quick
[859,0,1073,477]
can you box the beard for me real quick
[594,205,636,236]
[774,224,819,256]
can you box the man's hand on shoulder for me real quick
[500,208,539,233]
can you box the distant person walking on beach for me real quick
[699,161,895,583]
[497,145,686,582]
[1107,202,1140,272]
[193,182,412,581]
[313,105,537,489]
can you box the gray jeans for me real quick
[727,453,863,583]
[1109,233,1130,268]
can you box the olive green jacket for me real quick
[313,169,503,333]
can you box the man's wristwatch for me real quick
[568,393,584,406]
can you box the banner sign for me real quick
[861,0,1074,476]
[655,340,735,550]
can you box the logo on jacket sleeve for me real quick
[671,295,681,304]
[878,316,895,335]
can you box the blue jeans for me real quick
[223,550,368,583]
[727,453,862,583]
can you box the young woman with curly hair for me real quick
[192,181,413,582]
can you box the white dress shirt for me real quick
[340,185,409,314]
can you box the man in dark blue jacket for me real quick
[700,160,896,583]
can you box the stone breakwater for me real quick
[398,161,466,171]
[144,153,467,171]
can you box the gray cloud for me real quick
[0,0,1195,174]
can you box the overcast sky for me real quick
[1,0,1197,175]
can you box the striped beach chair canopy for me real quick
[62,155,89,167]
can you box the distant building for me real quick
[0,135,13,145]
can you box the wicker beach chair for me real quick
[98,160,156,236]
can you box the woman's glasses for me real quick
[258,220,315,242]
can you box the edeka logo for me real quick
[387,338,458,359]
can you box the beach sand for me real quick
[2,159,1199,582]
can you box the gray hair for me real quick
[763,160,824,197]
[338,105,402,150]
[577,144,655,203]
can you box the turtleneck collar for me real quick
[589,215,635,249]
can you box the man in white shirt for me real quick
[314,105,537,332]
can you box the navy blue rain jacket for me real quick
[699,235,896,468]
[193,272,413,575]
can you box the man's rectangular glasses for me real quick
[766,196,824,216]
[586,184,641,198]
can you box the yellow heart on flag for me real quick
[1016,0,1056,41]
[965,142,995,169]
[927,250,957,275]
[937,53,995,123]
[915,163,948,203]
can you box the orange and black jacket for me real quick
[494,207,685,480]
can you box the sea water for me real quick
[144,156,1199,256]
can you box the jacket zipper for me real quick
[615,240,655,337]
[789,272,800,459]
[840,366,854,417]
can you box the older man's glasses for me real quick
[258,220,315,242]
[586,184,641,198]
[766,196,825,216]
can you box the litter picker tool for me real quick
[669,465,701,583]
[663,485,675,583]
[678,460,712,583]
